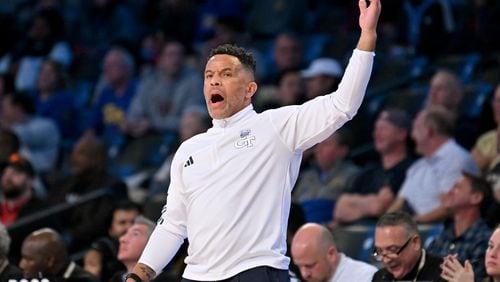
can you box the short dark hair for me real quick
[376,211,419,237]
[462,171,493,216]
[209,44,256,77]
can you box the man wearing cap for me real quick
[333,108,415,225]
[302,57,343,100]
[0,154,54,264]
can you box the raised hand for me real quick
[359,0,381,33]
[357,0,382,51]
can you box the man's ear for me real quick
[246,82,258,99]
[470,191,483,206]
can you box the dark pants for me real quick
[180,266,290,282]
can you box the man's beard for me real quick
[3,185,26,199]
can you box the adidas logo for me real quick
[184,156,194,167]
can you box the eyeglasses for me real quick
[372,236,414,262]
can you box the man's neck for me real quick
[380,145,407,169]
[423,136,449,158]
[453,208,481,237]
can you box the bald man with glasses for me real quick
[372,212,445,281]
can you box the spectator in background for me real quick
[471,84,500,174]
[334,108,414,225]
[470,84,500,228]
[372,211,445,281]
[124,41,203,136]
[32,59,79,140]
[0,222,22,280]
[292,127,359,224]
[118,41,204,170]
[427,172,492,279]
[86,46,138,151]
[425,69,479,150]
[0,92,60,174]
[302,57,343,100]
[0,155,56,265]
[426,69,463,118]
[262,32,304,86]
[84,200,141,282]
[291,223,377,282]
[19,228,97,281]
[440,225,500,282]
[388,106,478,223]
[109,216,180,282]
[10,8,72,93]
[292,127,360,205]
[46,135,128,253]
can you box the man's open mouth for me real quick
[211,94,224,103]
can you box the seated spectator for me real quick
[83,200,141,281]
[31,59,79,140]
[334,108,415,225]
[0,222,22,280]
[372,211,445,281]
[46,135,128,253]
[292,127,360,204]
[291,223,377,282]
[19,228,96,281]
[302,57,343,100]
[474,86,500,228]
[9,8,72,93]
[388,106,479,223]
[426,70,463,116]
[471,84,500,174]
[440,225,500,282]
[118,41,204,170]
[427,172,492,279]
[109,216,180,282]
[0,155,56,264]
[86,46,138,151]
[425,69,478,149]
[261,32,304,86]
[1,92,60,174]
[124,40,204,136]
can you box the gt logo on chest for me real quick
[234,129,256,148]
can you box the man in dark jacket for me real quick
[372,212,445,281]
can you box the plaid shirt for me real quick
[427,219,491,279]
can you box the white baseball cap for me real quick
[301,58,343,78]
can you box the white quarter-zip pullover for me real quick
[139,49,374,281]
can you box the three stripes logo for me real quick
[184,156,194,167]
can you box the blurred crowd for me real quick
[0,0,499,281]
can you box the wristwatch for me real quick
[125,273,142,282]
